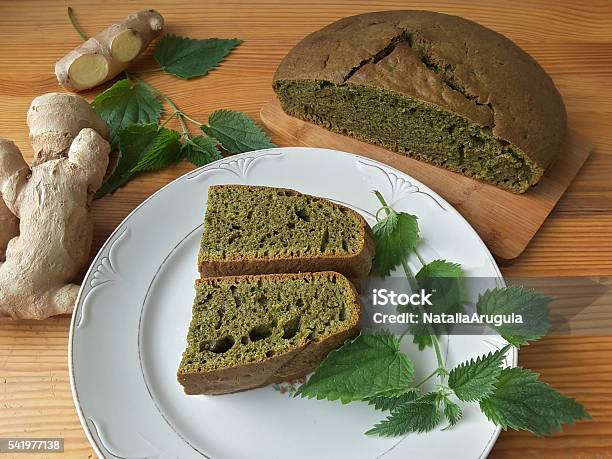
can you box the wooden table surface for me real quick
[0,1,611,457]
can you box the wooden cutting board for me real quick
[261,98,594,262]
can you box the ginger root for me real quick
[55,9,164,92]
[0,93,111,320]
[0,200,18,261]
[0,142,21,262]
[27,92,109,164]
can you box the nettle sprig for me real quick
[68,8,275,198]
[295,191,590,437]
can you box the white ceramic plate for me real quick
[69,147,514,459]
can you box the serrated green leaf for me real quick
[404,260,465,348]
[479,367,590,436]
[130,128,182,173]
[372,209,419,277]
[96,123,158,197]
[367,391,418,411]
[154,34,241,79]
[295,332,414,404]
[366,393,441,437]
[397,260,466,351]
[412,334,433,350]
[202,109,275,153]
[448,345,510,402]
[91,79,162,147]
[416,259,463,279]
[414,261,465,313]
[368,386,414,398]
[476,287,552,347]
[182,136,222,166]
[96,124,181,198]
[442,397,463,430]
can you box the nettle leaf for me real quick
[366,393,441,437]
[372,209,419,277]
[442,397,463,430]
[416,259,463,279]
[131,128,182,173]
[96,124,181,198]
[479,367,590,436]
[367,391,418,411]
[398,259,464,349]
[96,123,157,197]
[202,109,276,153]
[295,332,414,404]
[412,334,433,351]
[448,345,510,402]
[476,287,552,347]
[182,136,222,166]
[91,79,162,146]
[412,259,466,344]
[155,34,241,79]
[415,260,465,308]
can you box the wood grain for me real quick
[0,1,611,458]
[260,99,593,261]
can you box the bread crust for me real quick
[199,185,376,280]
[177,272,361,395]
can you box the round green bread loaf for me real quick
[273,11,566,193]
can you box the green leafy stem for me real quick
[373,190,447,386]
[295,191,590,438]
[67,7,276,198]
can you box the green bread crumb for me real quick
[178,274,357,373]
[274,80,541,193]
[200,186,363,260]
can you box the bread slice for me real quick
[177,271,360,395]
[199,185,375,280]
